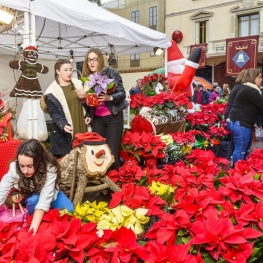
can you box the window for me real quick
[199,21,206,44]
[130,54,140,67]
[131,10,139,24]
[149,6,157,30]
[150,51,155,57]
[238,13,259,36]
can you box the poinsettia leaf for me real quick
[156,227,175,244]
[242,227,263,239]
[69,249,84,263]
[224,234,247,244]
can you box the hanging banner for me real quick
[190,43,207,69]
[226,35,259,76]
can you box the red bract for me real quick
[145,211,191,244]
[172,188,222,222]
[170,131,195,145]
[190,216,248,260]
[117,161,144,183]
[104,227,149,262]
[218,169,263,203]
[240,201,263,232]
[222,243,254,263]
[109,183,167,217]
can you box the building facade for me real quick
[165,0,263,86]
[103,0,165,74]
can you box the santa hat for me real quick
[167,40,187,74]
[72,132,106,149]
[24,46,38,52]
[167,40,186,64]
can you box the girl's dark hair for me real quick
[82,48,106,77]
[16,139,61,195]
[241,68,261,84]
[54,59,75,90]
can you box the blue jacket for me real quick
[129,86,140,95]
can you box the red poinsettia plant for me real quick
[119,130,166,161]
[207,125,230,141]
[130,92,189,116]
[141,73,168,96]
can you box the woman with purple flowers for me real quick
[79,48,129,170]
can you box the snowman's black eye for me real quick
[88,147,94,155]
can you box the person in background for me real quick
[228,68,263,166]
[208,85,220,103]
[41,59,87,158]
[224,70,246,158]
[213,82,222,96]
[221,83,230,101]
[206,87,211,97]
[79,47,129,170]
[130,78,143,95]
[0,139,73,235]
[193,83,209,105]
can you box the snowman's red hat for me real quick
[73,132,106,148]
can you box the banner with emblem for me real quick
[190,43,207,68]
[225,35,259,76]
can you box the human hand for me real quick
[75,88,86,99]
[64,124,73,134]
[85,117,91,125]
[98,93,111,102]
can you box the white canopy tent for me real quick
[0,0,170,139]
[0,0,170,61]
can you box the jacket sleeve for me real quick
[105,68,126,103]
[45,95,69,131]
[35,166,57,211]
[204,91,209,104]
[0,162,17,206]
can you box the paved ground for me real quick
[251,136,263,152]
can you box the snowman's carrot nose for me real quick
[95,149,105,158]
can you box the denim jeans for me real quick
[229,120,252,165]
[22,190,74,215]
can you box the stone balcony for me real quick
[183,35,263,58]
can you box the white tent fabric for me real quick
[0,0,169,61]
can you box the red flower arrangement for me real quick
[130,92,189,116]
[119,130,166,161]
[207,125,230,141]
[141,73,168,96]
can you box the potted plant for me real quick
[81,72,115,107]
[207,125,230,145]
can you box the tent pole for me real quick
[30,13,38,139]
[23,12,34,139]
[164,48,168,77]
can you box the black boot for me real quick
[188,48,201,64]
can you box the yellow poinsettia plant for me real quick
[73,202,150,235]
[97,205,150,235]
[149,181,175,206]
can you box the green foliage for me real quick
[88,0,102,6]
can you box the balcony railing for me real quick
[183,36,263,57]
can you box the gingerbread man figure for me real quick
[9,46,48,98]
